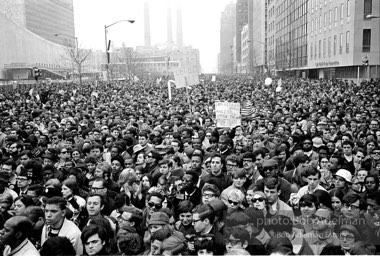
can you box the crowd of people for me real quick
[0,75,379,256]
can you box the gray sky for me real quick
[74,0,234,73]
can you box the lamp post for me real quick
[54,33,78,56]
[365,14,380,19]
[104,19,135,84]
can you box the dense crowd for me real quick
[0,75,379,256]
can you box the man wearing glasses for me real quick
[321,225,362,255]
[190,204,224,255]
[302,138,319,162]
[304,209,340,255]
[336,193,377,245]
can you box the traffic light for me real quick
[106,40,111,64]
[362,59,369,66]
[32,67,41,80]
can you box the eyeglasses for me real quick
[146,155,153,158]
[202,193,215,198]
[365,181,375,185]
[224,239,241,246]
[192,218,203,224]
[339,234,355,241]
[148,201,162,209]
[343,203,359,210]
[303,142,312,145]
[61,151,69,154]
[373,152,380,155]
[228,200,239,206]
[91,186,104,191]
[314,215,328,222]
[251,197,264,203]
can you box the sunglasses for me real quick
[148,201,162,209]
[299,202,313,208]
[263,167,276,172]
[228,200,239,206]
[251,197,264,203]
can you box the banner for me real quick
[215,101,241,128]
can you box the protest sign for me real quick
[215,101,241,128]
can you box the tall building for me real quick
[0,0,75,46]
[307,0,380,79]
[274,0,308,76]
[0,0,76,80]
[248,0,267,74]
[235,0,248,65]
[267,0,276,74]
[219,2,236,74]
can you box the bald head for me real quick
[7,216,33,238]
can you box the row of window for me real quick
[310,29,372,60]
[310,4,350,37]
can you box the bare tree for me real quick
[117,43,144,80]
[61,39,91,86]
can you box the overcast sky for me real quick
[73,0,234,73]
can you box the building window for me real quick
[315,41,318,58]
[311,42,313,59]
[364,0,372,19]
[333,35,337,55]
[319,15,322,33]
[362,29,371,52]
[324,13,327,31]
[323,39,326,57]
[328,37,331,56]
[339,33,343,54]
[340,4,344,25]
[346,31,350,53]
[311,19,314,36]
[319,40,321,58]
[329,10,332,29]
[347,0,350,22]
[334,7,338,27]
[315,17,318,33]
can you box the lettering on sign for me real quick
[215,102,241,128]
[315,61,340,67]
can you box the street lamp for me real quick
[365,14,380,19]
[54,33,78,54]
[104,19,135,83]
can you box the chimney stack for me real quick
[144,1,151,47]
[167,5,173,44]
[176,1,183,48]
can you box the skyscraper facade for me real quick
[219,2,236,74]
[0,0,75,46]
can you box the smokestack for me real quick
[167,5,173,44]
[176,1,183,48]
[144,1,151,47]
